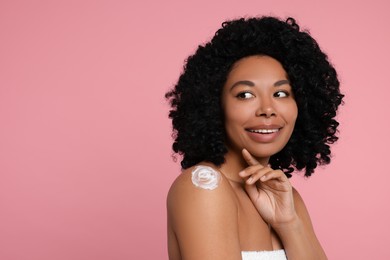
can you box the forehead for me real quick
[227,55,287,80]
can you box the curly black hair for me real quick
[165,16,344,177]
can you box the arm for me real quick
[273,188,327,260]
[167,168,242,260]
[239,149,327,260]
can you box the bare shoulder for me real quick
[167,164,238,222]
[167,164,241,260]
[168,164,236,198]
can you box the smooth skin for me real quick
[167,56,327,260]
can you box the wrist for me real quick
[272,214,302,236]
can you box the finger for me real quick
[242,149,261,166]
[260,169,288,182]
[238,165,265,178]
[259,170,292,192]
[245,167,273,185]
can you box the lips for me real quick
[245,124,283,142]
[246,124,283,132]
[247,128,280,134]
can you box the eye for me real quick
[236,92,255,99]
[273,91,289,98]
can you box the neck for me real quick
[218,147,269,184]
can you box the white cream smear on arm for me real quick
[191,165,221,190]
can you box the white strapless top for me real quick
[241,250,287,260]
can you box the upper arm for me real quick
[167,170,242,260]
[293,187,315,231]
[293,187,327,257]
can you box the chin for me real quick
[246,141,285,155]
[247,149,280,160]
[227,137,287,161]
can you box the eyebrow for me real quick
[274,79,290,87]
[229,79,290,91]
[229,80,255,90]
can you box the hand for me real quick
[239,149,297,228]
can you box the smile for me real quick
[247,128,280,134]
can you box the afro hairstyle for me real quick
[165,16,344,177]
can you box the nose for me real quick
[256,96,276,118]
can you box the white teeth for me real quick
[248,129,279,134]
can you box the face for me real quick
[221,55,298,160]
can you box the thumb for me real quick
[242,148,261,166]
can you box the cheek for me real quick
[224,113,239,134]
[281,101,298,123]
[224,104,252,127]
[223,106,248,143]
[290,103,298,122]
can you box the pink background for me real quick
[1,0,389,259]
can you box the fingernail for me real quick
[261,175,267,181]
[247,177,253,184]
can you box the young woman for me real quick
[165,16,343,260]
